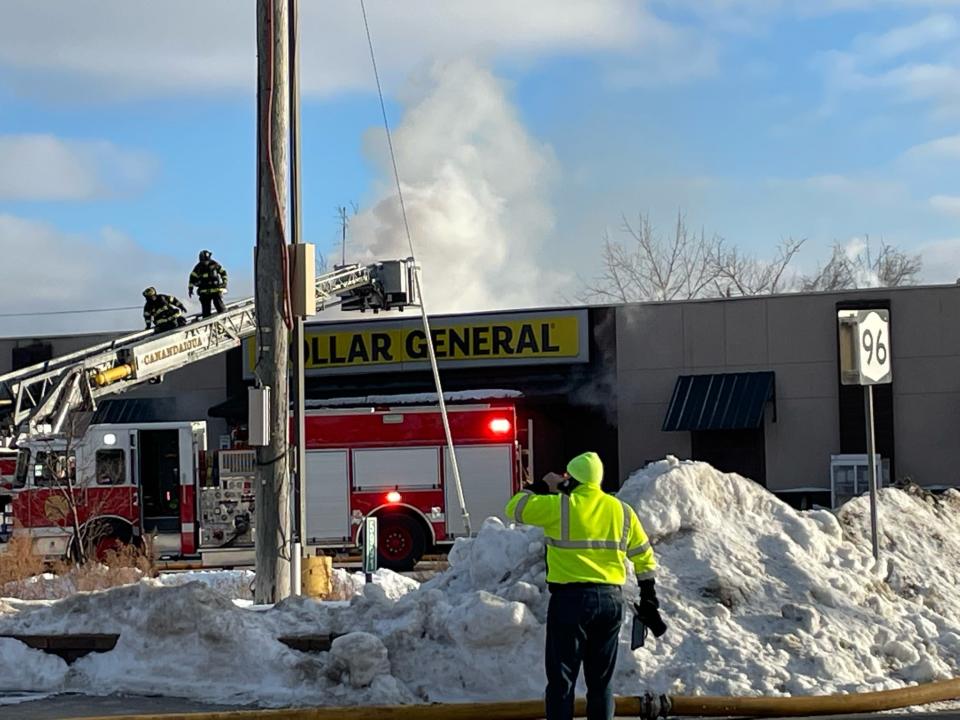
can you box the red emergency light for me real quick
[386,490,402,504]
[488,417,512,435]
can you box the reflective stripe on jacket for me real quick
[189,260,228,295]
[505,484,657,585]
[143,294,186,325]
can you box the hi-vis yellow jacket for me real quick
[505,483,657,585]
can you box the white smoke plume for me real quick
[350,60,561,313]
[842,236,882,289]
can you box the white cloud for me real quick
[929,194,960,216]
[0,1,647,100]
[768,174,910,203]
[0,135,155,201]
[903,133,960,160]
[0,215,247,336]
[918,237,960,283]
[349,60,564,313]
[851,13,958,62]
[817,14,960,116]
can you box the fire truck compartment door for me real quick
[352,447,438,491]
[444,444,512,538]
[305,450,350,542]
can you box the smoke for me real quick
[567,308,619,423]
[842,236,882,289]
[350,60,562,313]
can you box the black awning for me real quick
[662,371,774,431]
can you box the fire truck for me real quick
[0,258,524,569]
[0,401,522,570]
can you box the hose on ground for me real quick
[77,677,960,720]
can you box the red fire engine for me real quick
[0,403,523,571]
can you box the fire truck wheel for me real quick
[377,513,426,572]
[72,519,135,563]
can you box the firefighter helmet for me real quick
[199,250,212,261]
[143,287,157,298]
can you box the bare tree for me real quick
[802,237,922,291]
[580,212,721,303]
[582,213,923,302]
[713,237,806,297]
[29,415,112,565]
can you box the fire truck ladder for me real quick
[0,259,418,443]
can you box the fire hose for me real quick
[81,677,960,720]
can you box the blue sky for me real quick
[1,1,959,334]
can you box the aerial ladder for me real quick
[0,259,418,445]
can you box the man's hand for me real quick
[542,472,566,493]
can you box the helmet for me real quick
[199,250,212,261]
[143,287,157,298]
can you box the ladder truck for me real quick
[0,259,424,563]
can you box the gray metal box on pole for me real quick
[248,386,271,447]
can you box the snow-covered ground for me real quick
[1,456,959,708]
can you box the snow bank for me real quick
[1,456,959,707]
[156,570,255,601]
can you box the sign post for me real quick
[838,309,892,561]
[363,515,378,582]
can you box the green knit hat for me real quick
[566,451,603,485]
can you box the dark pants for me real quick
[200,293,226,317]
[154,316,187,334]
[545,584,623,720]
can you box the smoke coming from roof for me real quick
[350,59,562,313]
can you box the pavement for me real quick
[0,693,249,719]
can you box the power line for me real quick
[0,305,141,319]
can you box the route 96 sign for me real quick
[838,309,892,385]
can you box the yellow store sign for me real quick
[244,310,589,375]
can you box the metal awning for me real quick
[662,371,775,431]
[92,398,176,425]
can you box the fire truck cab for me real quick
[3,421,203,559]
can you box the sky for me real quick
[1,0,959,336]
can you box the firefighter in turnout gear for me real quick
[506,452,663,720]
[188,249,228,317]
[142,287,188,334]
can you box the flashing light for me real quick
[488,417,512,435]
[386,490,402,504]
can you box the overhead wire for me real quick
[0,305,141,319]
[359,0,471,536]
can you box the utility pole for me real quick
[288,0,306,597]
[255,0,292,604]
[337,205,349,265]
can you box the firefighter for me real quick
[506,452,663,720]
[188,249,228,317]
[142,287,188,334]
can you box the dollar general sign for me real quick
[244,310,588,376]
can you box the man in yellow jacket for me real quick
[506,451,661,720]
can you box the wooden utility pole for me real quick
[255,0,292,604]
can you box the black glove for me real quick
[631,579,667,649]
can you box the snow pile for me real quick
[156,570,255,601]
[306,389,522,408]
[2,565,144,601]
[1,456,960,707]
